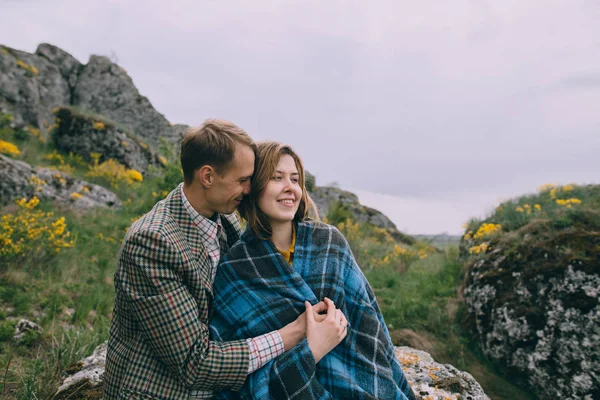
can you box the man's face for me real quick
[206,144,255,215]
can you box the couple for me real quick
[104,120,415,400]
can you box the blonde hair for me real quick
[239,141,319,239]
[180,119,256,185]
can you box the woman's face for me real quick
[258,154,303,226]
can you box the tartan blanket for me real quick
[210,220,416,400]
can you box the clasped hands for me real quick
[279,297,349,364]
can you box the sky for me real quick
[2,0,599,234]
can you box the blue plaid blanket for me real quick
[210,220,415,399]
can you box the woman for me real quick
[210,142,415,400]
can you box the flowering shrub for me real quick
[85,153,143,188]
[0,197,75,262]
[0,139,20,156]
[334,217,429,272]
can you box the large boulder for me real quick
[0,44,76,133]
[0,43,186,148]
[396,347,489,400]
[73,55,181,146]
[463,214,600,398]
[54,342,489,399]
[0,153,121,208]
[52,107,162,173]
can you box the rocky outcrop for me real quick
[463,217,600,399]
[396,347,489,400]
[54,342,489,399]
[72,55,181,146]
[0,43,185,146]
[310,185,415,245]
[0,154,121,208]
[0,44,75,133]
[52,107,162,173]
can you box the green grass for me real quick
[0,115,535,399]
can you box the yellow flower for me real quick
[70,192,83,200]
[93,121,105,130]
[158,155,168,167]
[515,207,524,212]
[0,140,20,156]
[126,169,143,183]
[534,204,541,211]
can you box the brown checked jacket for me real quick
[104,184,249,399]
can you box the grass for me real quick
[0,114,535,399]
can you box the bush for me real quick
[0,196,75,264]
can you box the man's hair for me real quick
[180,119,256,185]
[239,141,319,240]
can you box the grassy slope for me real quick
[1,119,534,399]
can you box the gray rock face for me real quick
[310,185,415,245]
[0,44,74,134]
[73,55,180,147]
[0,43,184,148]
[0,154,121,208]
[52,107,160,173]
[396,347,489,400]
[464,232,600,399]
[54,341,488,400]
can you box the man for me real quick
[104,120,326,399]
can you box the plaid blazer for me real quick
[104,184,249,400]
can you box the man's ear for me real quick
[197,165,213,187]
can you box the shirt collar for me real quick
[180,184,222,236]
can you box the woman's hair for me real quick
[239,141,319,239]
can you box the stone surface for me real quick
[396,347,489,400]
[0,153,121,208]
[0,43,185,147]
[463,217,600,399]
[0,44,74,135]
[54,342,489,399]
[14,319,42,341]
[52,106,161,173]
[55,342,107,400]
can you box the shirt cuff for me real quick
[247,330,285,373]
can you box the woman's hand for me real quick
[305,297,348,364]
[279,301,328,351]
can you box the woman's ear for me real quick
[197,165,213,187]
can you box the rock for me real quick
[463,216,600,399]
[73,55,180,147]
[0,44,73,134]
[310,185,415,245]
[14,319,41,341]
[52,106,161,173]
[395,346,489,400]
[1,43,184,149]
[55,342,107,400]
[0,153,121,208]
[55,342,488,399]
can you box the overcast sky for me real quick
[2,0,599,234]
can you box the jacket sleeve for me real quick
[119,229,250,391]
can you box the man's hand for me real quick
[305,298,348,364]
[278,301,327,351]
